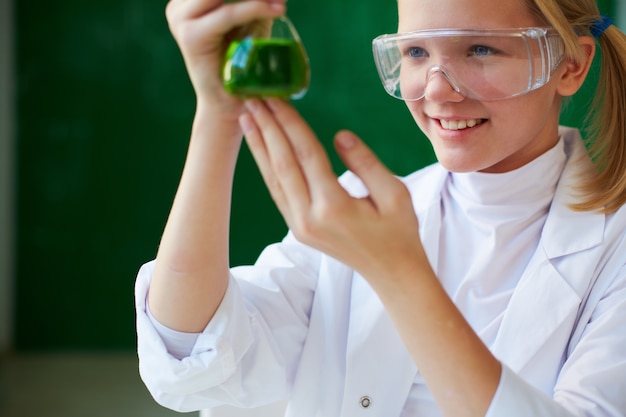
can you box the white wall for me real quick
[0,0,15,353]
[619,1,626,30]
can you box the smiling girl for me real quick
[136,0,626,415]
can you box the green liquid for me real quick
[222,37,310,99]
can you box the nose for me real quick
[423,67,465,103]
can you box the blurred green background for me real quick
[0,0,619,353]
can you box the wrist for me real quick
[192,98,245,139]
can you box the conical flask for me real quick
[222,16,310,99]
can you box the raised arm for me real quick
[147,0,287,332]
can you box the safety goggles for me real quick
[372,27,565,101]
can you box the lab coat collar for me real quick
[540,131,605,258]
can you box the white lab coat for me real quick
[136,127,626,416]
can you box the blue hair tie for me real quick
[590,14,613,38]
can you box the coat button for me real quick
[359,396,372,408]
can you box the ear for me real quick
[557,36,596,97]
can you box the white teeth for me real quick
[441,119,483,131]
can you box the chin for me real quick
[439,162,481,173]
[434,151,492,173]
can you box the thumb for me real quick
[334,130,406,210]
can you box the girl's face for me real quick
[398,0,568,173]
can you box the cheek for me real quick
[488,90,559,129]
[404,102,429,128]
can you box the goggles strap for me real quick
[590,14,613,38]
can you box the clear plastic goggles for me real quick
[372,27,565,101]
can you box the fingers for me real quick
[238,111,289,213]
[165,0,287,100]
[239,99,312,218]
[240,97,405,219]
[239,97,420,277]
[240,98,352,225]
[166,0,285,53]
[334,130,408,212]
[201,1,285,33]
[167,0,285,27]
[166,0,222,20]
[262,99,340,201]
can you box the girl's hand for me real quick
[239,98,503,417]
[239,98,430,283]
[165,0,287,114]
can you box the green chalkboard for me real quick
[15,0,427,350]
[15,0,614,350]
[16,0,195,349]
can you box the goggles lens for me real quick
[372,28,564,101]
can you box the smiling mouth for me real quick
[440,118,487,131]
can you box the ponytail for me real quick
[531,0,626,213]
[574,25,626,213]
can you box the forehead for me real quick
[397,0,539,32]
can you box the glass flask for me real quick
[222,16,310,99]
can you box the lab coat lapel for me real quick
[489,249,582,372]
[491,134,605,373]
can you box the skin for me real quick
[398,0,582,173]
[148,0,595,416]
[148,0,287,332]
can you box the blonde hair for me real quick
[528,0,626,213]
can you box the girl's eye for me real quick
[406,46,427,58]
[470,45,495,56]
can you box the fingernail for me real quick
[336,132,356,149]
[269,2,285,11]
[244,98,260,113]
[265,97,281,112]
[239,113,254,134]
